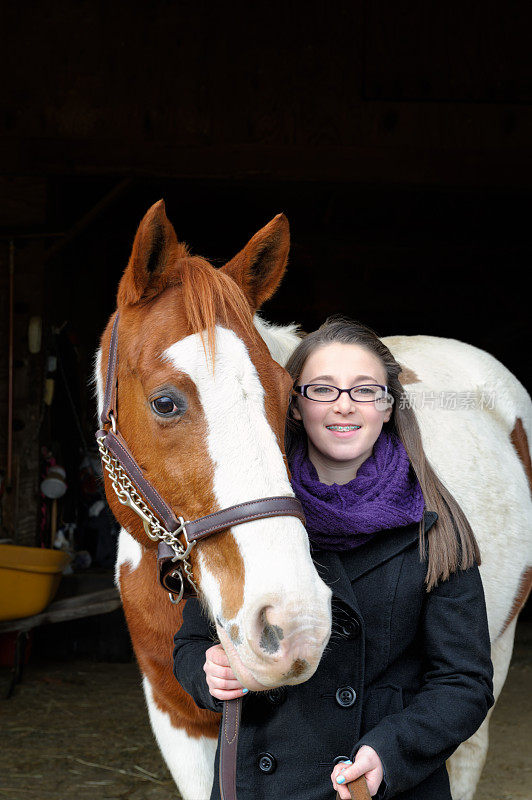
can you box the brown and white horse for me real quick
[96,201,332,800]
[97,201,532,800]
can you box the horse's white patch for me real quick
[142,675,217,800]
[164,327,331,668]
[253,313,301,366]
[165,326,293,504]
[114,528,143,589]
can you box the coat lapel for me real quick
[339,510,438,583]
[312,512,438,609]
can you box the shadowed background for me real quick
[2,5,531,545]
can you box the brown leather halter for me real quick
[95,312,369,800]
[95,312,306,603]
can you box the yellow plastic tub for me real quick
[0,545,71,622]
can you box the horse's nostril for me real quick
[257,607,285,654]
[259,621,284,654]
[283,658,309,680]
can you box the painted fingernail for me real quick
[342,760,352,765]
[242,688,248,694]
[337,775,346,784]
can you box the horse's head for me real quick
[97,201,331,689]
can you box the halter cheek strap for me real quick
[100,312,120,429]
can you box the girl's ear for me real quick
[290,397,302,421]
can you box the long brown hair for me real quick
[285,316,480,590]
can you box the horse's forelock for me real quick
[178,256,256,363]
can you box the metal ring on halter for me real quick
[167,570,184,604]
[109,411,117,433]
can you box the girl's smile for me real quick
[326,424,361,434]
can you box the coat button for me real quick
[339,619,360,639]
[333,755,351,766]
[266,687,286,706]
[336,686,356,708]
[258,752,277,773]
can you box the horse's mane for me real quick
[253,314,302,367]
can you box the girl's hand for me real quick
[331,746,383,798]
[204,644,248,700]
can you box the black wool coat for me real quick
[173,512,494,800]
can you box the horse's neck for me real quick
[253,313,302,367]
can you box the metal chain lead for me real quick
[97,435,198,593]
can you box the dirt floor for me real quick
[1,623,531,800]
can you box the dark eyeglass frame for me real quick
[294,383,390,403]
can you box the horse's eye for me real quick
[149,387,187,419]
[151,396,181,417]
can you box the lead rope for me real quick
[219,698,241,800]
[337,776,372,800]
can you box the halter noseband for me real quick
[95,312,306,603]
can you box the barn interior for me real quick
[1,3,531,798]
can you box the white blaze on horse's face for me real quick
[164,325,332,689]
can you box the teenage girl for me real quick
[174,317,493,800]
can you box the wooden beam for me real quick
[0,588,122,633]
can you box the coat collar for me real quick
[312,511,438,612]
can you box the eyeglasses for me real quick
[294,383,394,408]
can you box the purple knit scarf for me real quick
[289,430,425,551]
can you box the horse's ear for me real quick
[118,199,179,306]
[221,213,290,311]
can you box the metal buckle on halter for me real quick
[115,487,154,530]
